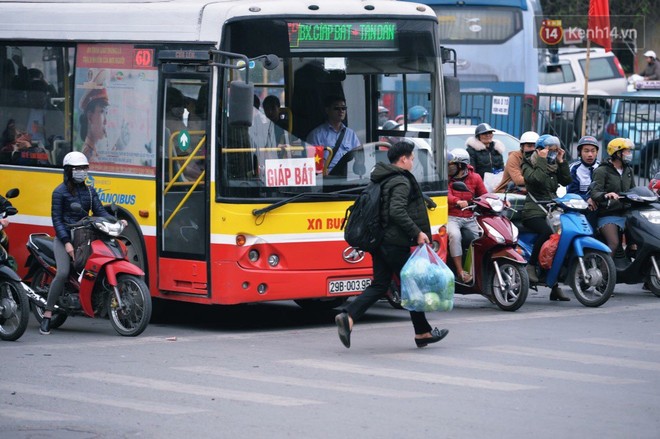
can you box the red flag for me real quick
[588,0,611,52]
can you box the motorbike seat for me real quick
[30,234,55,261]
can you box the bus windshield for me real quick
[218,18,445,199]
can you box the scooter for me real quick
[609,186,660,297]
[450,181,529,311]
[515,193,616,307]
[0,189,29,341]
[25,203,152,336]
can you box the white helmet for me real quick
[644,50,657,59]
[63,151,89,167]
[519,131,539,145]
[449,148,470,166]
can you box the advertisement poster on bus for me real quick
[74,44,157,175]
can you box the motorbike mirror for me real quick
[5,207,17,216]
[451,181,471,192]
[5,188,19,199]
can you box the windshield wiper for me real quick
[252,186,366,216]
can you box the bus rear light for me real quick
[139,210,149,218]
[267,254,280,267]
[257,283,268,294]
[248,249,260,262]
[431,240,440,252]
[236,234,246,246]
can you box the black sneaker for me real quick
[39,317,51,335]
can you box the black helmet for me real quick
[577,135,599,154]
[475,123,495,137]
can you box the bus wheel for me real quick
[120,221,146,272]
[294,298,347,311]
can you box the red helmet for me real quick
[649,172,660,194]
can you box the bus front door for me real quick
[157,72,210,296]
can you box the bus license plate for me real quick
[328,278,371,294]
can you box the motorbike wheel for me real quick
[489,261,529,312]
[568,250,616,307]
[385,280,404,310]
[107,274,152,336]
[30,268,68,329]
[0,279,29,341]
[644,270,660,298]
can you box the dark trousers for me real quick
[523,216,553,266]
[344,244,433,335]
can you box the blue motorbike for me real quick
[515,193,616,307]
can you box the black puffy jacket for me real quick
[51,178,111,245]
[371,162,431,248]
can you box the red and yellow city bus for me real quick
[1,0,452,311]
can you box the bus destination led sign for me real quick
[288,22,398,51]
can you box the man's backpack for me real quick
[341,177,392,252]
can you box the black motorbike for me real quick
[0,189,29,341]
[611,186,660,297]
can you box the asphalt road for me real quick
[2,283,659,439]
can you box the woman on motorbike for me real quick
[40,151,120,335]
[590,138,636,262]
[521,134,572,301]
[447,148,487,283]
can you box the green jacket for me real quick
[591,160,635,216]
[521,153,572,221]
[371,162,432,247]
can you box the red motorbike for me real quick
[450,181,529,311]
[25,204,151,336]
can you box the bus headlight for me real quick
[248,249,260,262]
[268,254,280,267]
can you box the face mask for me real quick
[524,150,535,158]
[622,151,633,164]
[71,170,88,183]
[546,150,558,165]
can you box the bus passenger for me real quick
[334,141,449,349]
[466,123,505,179]
[306,95,360,175]
[521,134,572,301]
[39,151,121,335]
[590,138,636,261]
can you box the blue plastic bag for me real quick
[400,244,455,312]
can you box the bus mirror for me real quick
[444,76,461,117]
[228,80,254,127]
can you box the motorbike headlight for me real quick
[510,222,519,242]
[486,197,504,213]
[484,223,505,244]
[548,210,562,233]
[95,220,125,237]
[641,210,660,225]
[563,198,589,210]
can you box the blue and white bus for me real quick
[402,0,542,135]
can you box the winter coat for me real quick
[567,160,600,201]
[521,152,572,221]
[494,150,526,193]
[448,165,488,218]
[591,160,636,216]
[371,161,431,248]
[465,136,505,178]
[51,177,111,245]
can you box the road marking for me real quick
[478,345,660,372]
[0,382,203,415]
[66,371,321,407]
[572,338,660,352]
[175,365,434,398]
[0,403,79,421]
[281,359,538,391]
[379,353,642,385]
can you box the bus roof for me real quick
[405,0,531,10]
[0,0,438,43]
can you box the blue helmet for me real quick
[549,100,564,115]
[408,105,428,122]
[536,134,560,149]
